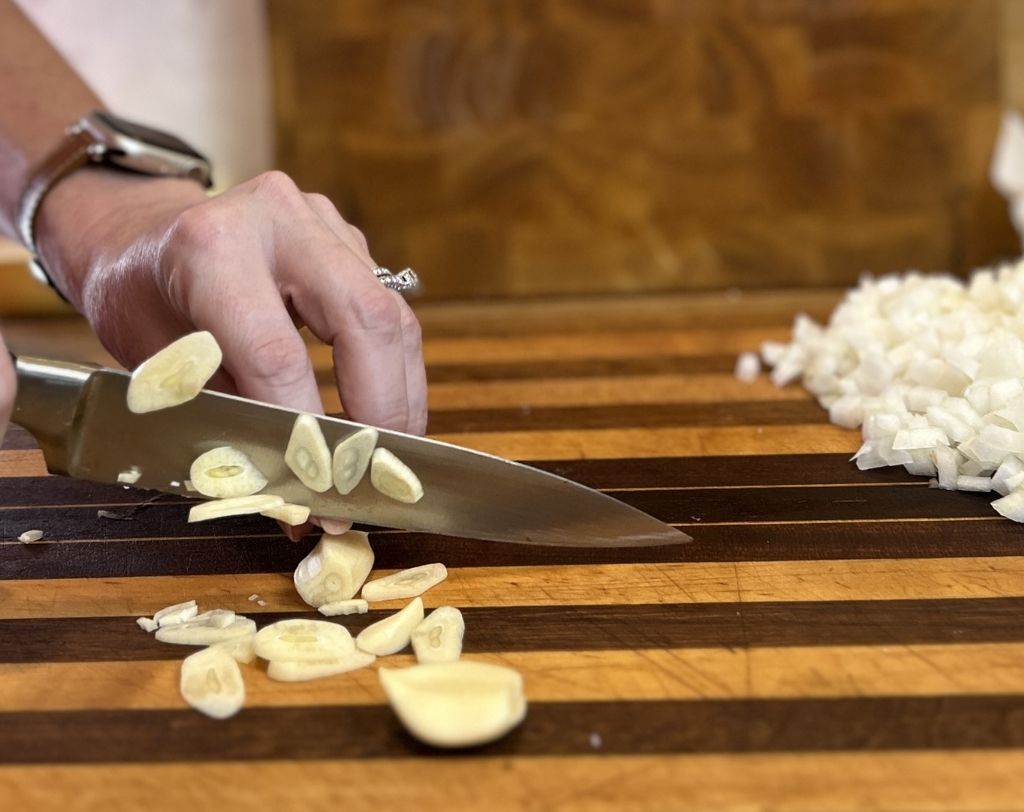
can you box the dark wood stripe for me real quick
[424,400,827,433]
[5,597,1024,663]
[0,453,914,509]
[5,511,1022,582]
[321,353,744,386]
[2,694,1023,763]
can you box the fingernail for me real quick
[319,518,352,535]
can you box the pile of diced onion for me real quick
[756,261,1024,522]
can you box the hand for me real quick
[34,169,428,539]
[0,332,13,446]
[37,169,427,432]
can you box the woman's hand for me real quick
[33,168,427,539]
[36,169,427,434]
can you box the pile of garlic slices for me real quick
[759,260,1024,522]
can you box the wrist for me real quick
[33,166,208,310]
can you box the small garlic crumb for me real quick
[18,530,43,544]
[117,467,141,485]
[589,732,603,749]
[256,600,267,607]
[247,594,260,602]
[734,352,761,383]
[136,617,159,632]
[169,480,181,488]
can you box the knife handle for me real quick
[10,354,94,474]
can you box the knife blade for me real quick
[12,355,691,548]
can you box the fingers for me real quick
[262,189,426,432]
[166,204,323,414]
[0,331,15,446]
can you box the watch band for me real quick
[16,123,100,294]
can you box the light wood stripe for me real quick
[430,425,859,460]
[2,557,1022,620]
[0,752,1021,811]
[0,450,46,478]
[3,642,1024,712]
[426,374,804,410]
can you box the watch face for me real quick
[94,110,205,159]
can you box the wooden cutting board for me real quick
[2,290,1024,811]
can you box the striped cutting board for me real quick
[2,289,1024,811]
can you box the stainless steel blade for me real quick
[13,357,691,548]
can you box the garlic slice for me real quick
[180,645,245,720]
[156,616,257,646]
[188,494,284,523]
[17,530,43,544]
[190,446,267,498]
[136,616,159,633]
[254,618,355,663]
[411,606,465,664]
[355,597,424,656]
[153,599,198,627]
[127,331,222,414]
[117,467,141,485]
[379,661,527,748]
[361,563,447,602]
[260,503,311,525]
[332,427,378,495]
[370,448,423,504]
[293,530,374,608]
[267,650,376,682]
[212,632,258,664]
[285,414,333,492]
[318,598,369,617]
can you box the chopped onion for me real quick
[761,261,1024,525]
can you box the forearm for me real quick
[0,0,100,238]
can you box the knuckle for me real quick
[247,333,313,387]
[249,170,300,202]
[398,303,423,346]
[351,287,402,334]
[305,192,333,212]
[348,224,369,253]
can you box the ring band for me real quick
[372,266,420,294]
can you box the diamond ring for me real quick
[372,266,420,295]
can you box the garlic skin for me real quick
[759,262,1024,524]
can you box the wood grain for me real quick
[267,0,1017,299]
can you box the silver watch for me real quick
[16,110,213,292]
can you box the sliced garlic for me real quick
[189,446,267,499]
[153,599,198,627]
[260,503,311,525]
[17,529,43,544]
[117,467,141,485]
[355,597,424,656]
[379,661,527,748]
[370,448,423,504]
[189,609,236,629]
[254,618,355,663]
[332,427,378,495]
[155,616,257,646]
[136,616,159,633]
[267,650,376,682]
[126,331,222,414]
[411,606,465,664]
[293,530,374,608]
[212,632,258,664]
[188,494,284,523]
[180,645,245,720]
[318,598,369,617]
[361,563,447,602]
[285,414,332,492]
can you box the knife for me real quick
[11,355,691,548]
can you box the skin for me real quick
[0,2,427,538]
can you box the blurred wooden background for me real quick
[4,0,1024,313]
[267,0,1021,300]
